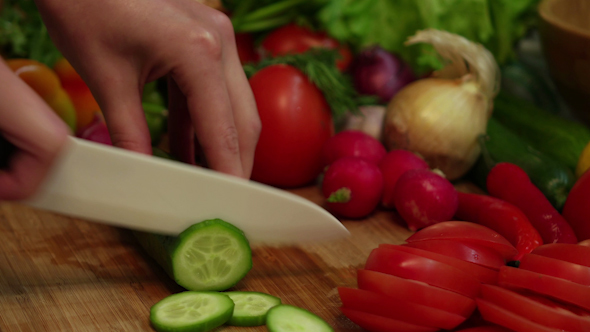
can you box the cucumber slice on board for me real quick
[134,218,252,291]
[150,291,234,332]
[224,291,281,326]
[266,305,334,332]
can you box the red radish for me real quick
[321,130,386,167]
[76,113,112,145]
[379,149,430,208]
[322,157,383,219]
[394,169,458,231]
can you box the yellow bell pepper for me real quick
[53,58,102,131]
[6,58,77,131]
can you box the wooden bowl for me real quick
[539,0,590,124]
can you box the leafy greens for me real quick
[0,0,61,66]
[317,0,540,72]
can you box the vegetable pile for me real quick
[5,1,590,331]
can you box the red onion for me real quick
[351,46,416,103]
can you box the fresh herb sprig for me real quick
[224,0,327,33]
[244,49,376,119]
[0,0,62,66]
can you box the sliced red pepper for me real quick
[487,162,577,244]
[455,192,542,261]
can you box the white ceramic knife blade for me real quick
[22,137,349,245]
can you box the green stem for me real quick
[236,15,296,33]
[327,188,352,203]
[229,0,257,28]
[239,0,307,23]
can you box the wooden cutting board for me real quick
[0,183,481,332]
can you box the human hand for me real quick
[34,0,261,179]
[0,60,70,200]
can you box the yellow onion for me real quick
[383,29,500,180]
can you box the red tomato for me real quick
[364,246,482,298]
[249,64,334,187]
[481,284,590,332]
[562,168,590,241]
[357,269,477,317]
[476,299,563,332]
[340,308,438,332]
[498,266,590,311]
[519,253,590,286]
[406,221,518,260]
[260,24,352,71]
[380,244,499,284]
[531,243,590,267]
[338,287,466,330]
[455,327,513,332]
[403,239,506,270]
[235,33,259,64]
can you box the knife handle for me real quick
[0,135,16,169]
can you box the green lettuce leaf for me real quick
[318,0,540,72]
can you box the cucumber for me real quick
[150,291,234,332]
[224,291,281,326]
[492,92,590,172]
[266,305,334,332]
[134,218,252,291]
[469,118,575,211]
[500,62,562,114]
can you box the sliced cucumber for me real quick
[150,291,234,332]
[266,304,334,332]
[224,291,281,326]
[134,218,252,291]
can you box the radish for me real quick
[322,157,383,219]
[379,150,430,208]
[321,130,386,167]
[393,169,458,231]
[76,113,112,145]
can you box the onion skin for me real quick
[351,46,415,103]
[383,78,489,180]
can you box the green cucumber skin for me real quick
[134,231,176,279]
[224,291,282,327]
[471,118,575,211]
[150,291,234,332]
[493,92,590,172]
[266,305,334,332]
[134,219,252,291]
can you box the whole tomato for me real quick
[260,24,352,71]
[249,64,334,188]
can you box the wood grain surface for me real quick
[0,184,480,332]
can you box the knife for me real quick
[0,135,349,245]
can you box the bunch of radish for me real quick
[320,130,458,230]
